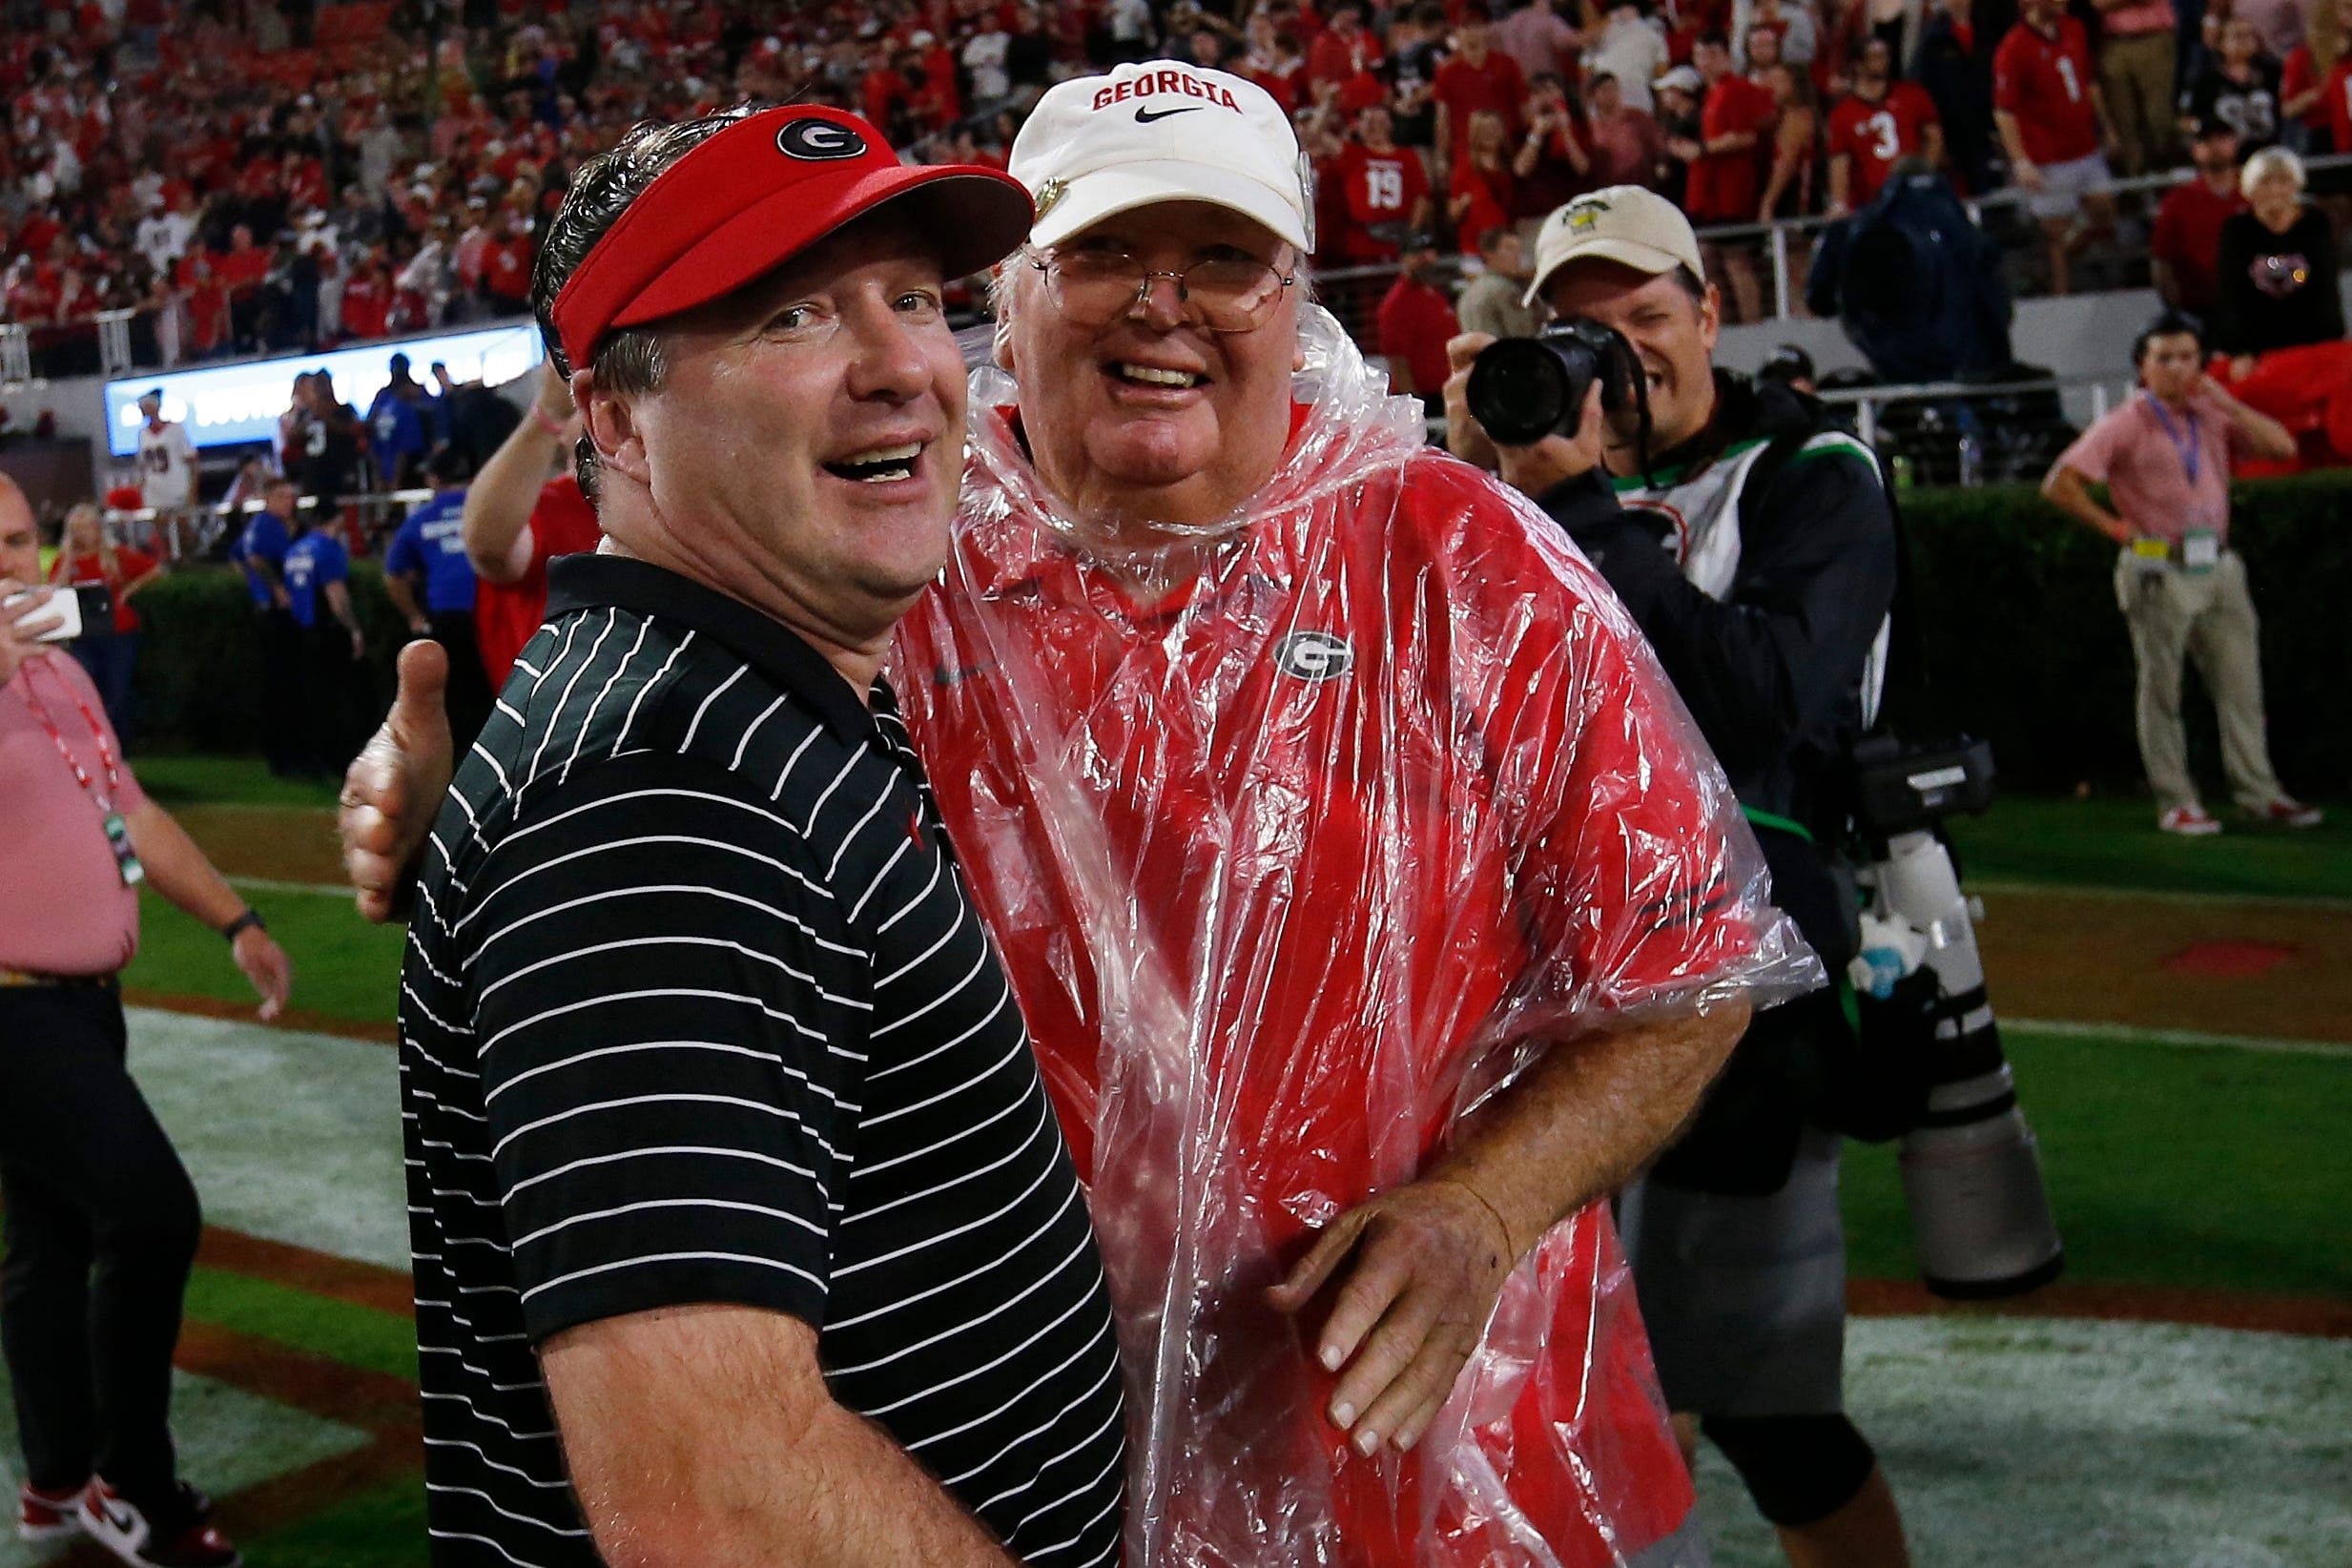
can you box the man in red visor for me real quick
[376,106,1126,1568]
[350,70,1817,1568]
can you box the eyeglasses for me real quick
[1023,243,1297,333]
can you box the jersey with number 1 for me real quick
[1993,18,2101,165]
[1827,82,1940,206]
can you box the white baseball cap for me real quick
[1524,184,1706,305]
[1009,60,1313,253]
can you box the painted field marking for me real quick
[2008,1016,2352,1058]
[227,873,359,897]
[1974,877,2352,914]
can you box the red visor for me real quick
[549,106,1033,373]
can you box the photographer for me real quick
[1447,184,1910,1568]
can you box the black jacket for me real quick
[1542,372,1897,842]
[1539,373,1900,1191]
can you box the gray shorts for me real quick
[2026,150,2114,220]
[1616,1124,1849,1417]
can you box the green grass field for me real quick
[30,756,2348,1566]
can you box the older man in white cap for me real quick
[895,65,1821,1568]
[1454,184,1915,1568]
[343,75,1813,1568]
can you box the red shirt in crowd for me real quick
[1336,140,1431,259]
[1685,72,1776,222]
[1993,17,2102,166]
[340,267,390,340]
[475,476,603,685]
[183,271,230,351]
[2324,55,2352,152]
[1376,270,1459,396]
[481,233,534,304]
[1449,156,1517,253]
[2150,175,2248,318]
[215,242,271,296]
[1826,80,1941,206]
[1434,47,1528,155]
[47,548,157,635]
[1309,22,1384,88]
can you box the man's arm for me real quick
[543,1305,1015,1568]
[323,577,365,659]
[382,567,429,635]
[2202,376,2299,461]
[122,799,291,1019]
[1993,107,2039,187]
[246,548,291,609]
[464,362,575,584]
[2039,462,2131,543]
[1269,999,1747,1455]
[1826,148,1853,214]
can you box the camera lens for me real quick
[1465,339,1576,447]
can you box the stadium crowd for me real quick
[9,0,2352,374]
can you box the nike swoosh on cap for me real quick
[1134,105,1206,123]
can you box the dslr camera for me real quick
[1462,317,1651,449]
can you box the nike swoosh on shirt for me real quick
[1134,105,1206,123]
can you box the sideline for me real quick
[2005,1016,2352,1058]
[227,873,360,897]
[1974,877,2352,915]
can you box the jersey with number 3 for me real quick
[1827,82,1940,206]
[1336,142,1430,258]
[1993,18,2101,165]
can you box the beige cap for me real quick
[1524,185,1705,306]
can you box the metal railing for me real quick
[1686,151,2352,323]
[102,486,438,566]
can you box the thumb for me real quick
[389,637,451,743]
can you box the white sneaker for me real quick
[2158,805,2222,836]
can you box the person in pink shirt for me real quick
[2040,314,2323,836]
[0,473,290,1568]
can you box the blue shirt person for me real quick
[282,526,352,635]
[384,485,477,626]
[237,481,299,610]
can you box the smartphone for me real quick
[2,584,112,643]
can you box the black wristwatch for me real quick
[221,909,267,942]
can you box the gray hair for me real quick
[531,105,764,504]
[2241,144,2306,201]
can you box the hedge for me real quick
[123,475,2350,794]
[126,559,409,754]
[1898,472,2349,795]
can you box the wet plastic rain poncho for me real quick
[890,307,1822,1566]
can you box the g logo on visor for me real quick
[777,118,867,160]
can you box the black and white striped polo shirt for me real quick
[398,554,1125,1567]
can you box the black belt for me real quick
[0,969,119,991]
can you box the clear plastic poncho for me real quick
[891,306,1821,1566]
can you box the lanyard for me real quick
[18,658,123,814]
[2144,393,2201,487]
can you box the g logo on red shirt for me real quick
[1273,629,1352,681]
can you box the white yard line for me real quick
[2006,1017,2352,1059]
[224,874,354,897]
[1973,877,2352,914]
